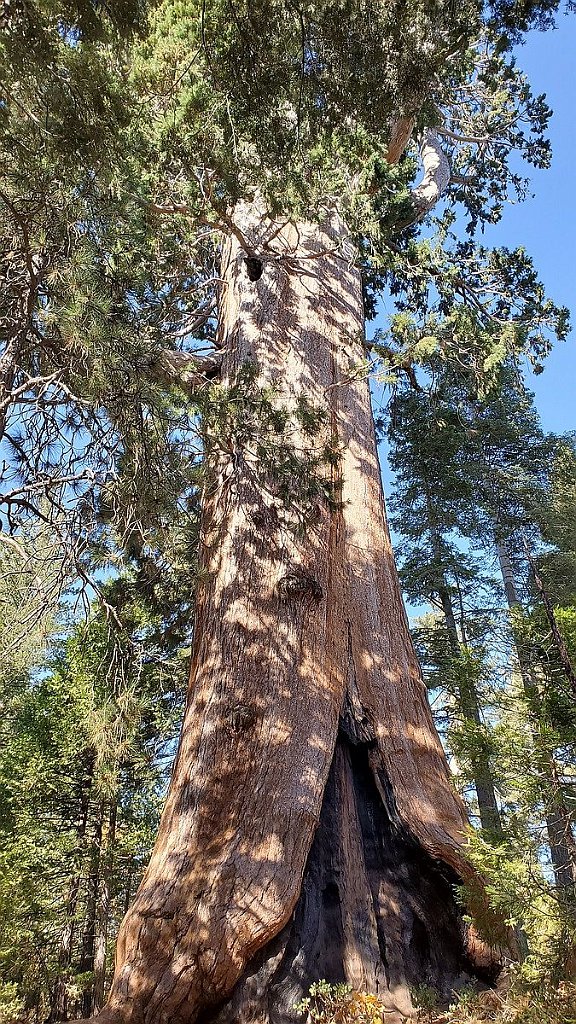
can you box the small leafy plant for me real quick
[295,981,387,1024]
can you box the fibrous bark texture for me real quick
[95,208,500,1024]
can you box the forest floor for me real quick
[304,976,576,1024]
[414,979,576,1024]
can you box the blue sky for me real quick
[487,15,576,433]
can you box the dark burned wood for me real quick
[245,256,263,281]
[204,733,496,1024]
[340,684,377,748]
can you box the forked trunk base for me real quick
[205,732,497,1024]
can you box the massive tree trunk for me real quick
[93,209,501,1024]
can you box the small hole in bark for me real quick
[229,704,258,731]
[245,256,263,281]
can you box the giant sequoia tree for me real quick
[0,0,571,1020]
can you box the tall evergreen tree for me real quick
[0,575,189,1022]
[1,0,572,1020]
[385,372,504,837]
[387,358,576,913]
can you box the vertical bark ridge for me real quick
[96,210,501,1024]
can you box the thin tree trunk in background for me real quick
[123,868,133,919]
[525,546,576,701]
[79,801,105,1020]
[0,332,21,440]
[0,214,42,441]
[425,500,502,837]
[93,802,118,1012]
[50,751,96,1023]
[94,210,502,1024]
[495,540,519,613]
[437,586,503,839]
[545,757,576,896]
[495,539,576,896]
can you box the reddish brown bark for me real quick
[92,209,501,1024]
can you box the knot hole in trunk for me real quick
[245,256,263,281]
[277,569,323,603]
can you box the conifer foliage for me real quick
[386,357,576,964]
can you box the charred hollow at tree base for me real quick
[206,731,498,1024]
